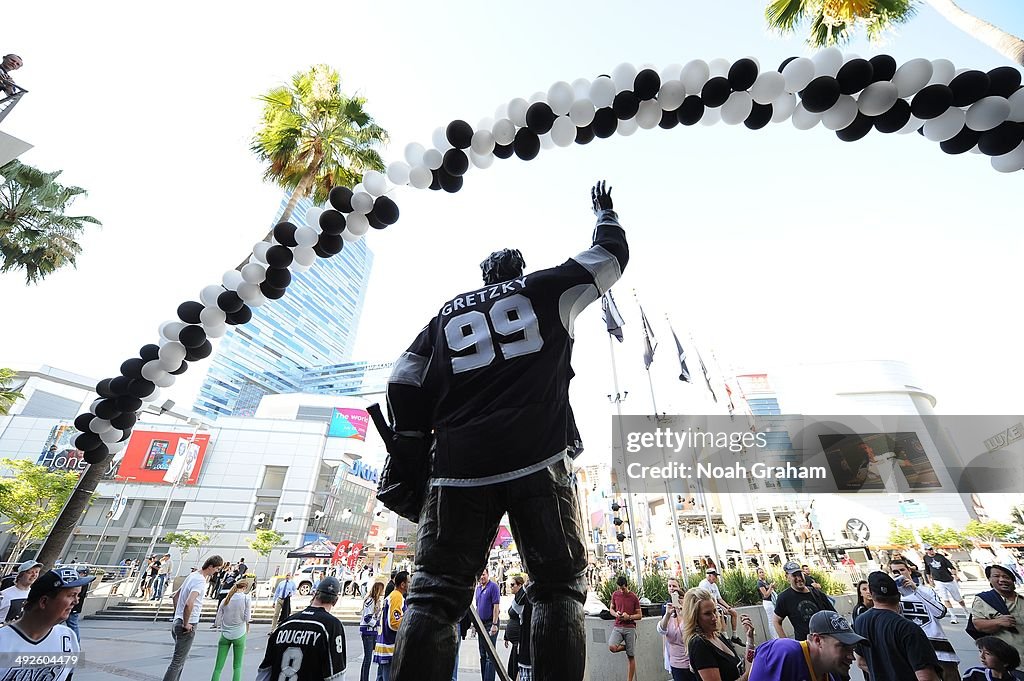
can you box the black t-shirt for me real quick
[518,592,533,666]
[852,608,940,681]
[688,634,743,681]
[756,579,773,601]
[925,553,955,582]
[258,606,346,681]
[774,588,835,641]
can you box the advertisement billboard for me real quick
[36,423,119,477]
[328,407,370,440]
[115,430,210,485]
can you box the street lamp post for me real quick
[89,476,136,565]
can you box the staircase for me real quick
[86,597,364,624]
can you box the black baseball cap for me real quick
[809,611,868,646]
[315,576,342,597]
[783,561,802,575]
[868,571,898,597]
[27,568,95,602]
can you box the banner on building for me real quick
[115,430,210,485]
[328,407,370,440]
[109,493,129,521]
[36,423,119,477]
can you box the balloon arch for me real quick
[71,48,1024,462]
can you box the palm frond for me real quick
[766,0,810,34]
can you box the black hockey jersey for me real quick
[387,210,628,485]
[256,605,346,681]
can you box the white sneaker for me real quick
[949,617,958,624]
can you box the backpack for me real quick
[966,589,1014,640]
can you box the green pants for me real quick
[211,633,246,681]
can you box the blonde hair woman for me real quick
[682,588,755,681]
[359,581,386,681]
[211,578,251,681]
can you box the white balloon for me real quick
[742,55,761,71]
[477,117,494,133]
[897,115,924,134]
[928,59,956,86]
[539,132,555,150]
[721,91,753,125]
[236,282,261,303]
[550,116,577,146]
[387,160,411,185]
[347,212,370,236]
[782,57,816,93]
[153,372,176,389]
[991,141,1024,172]
[251,242,271,264]
[409,165,433,189]
[893,58,934,98]
[160,320,185,341]
[569,99,596,126]
[245,292,268,308]
[471,129,495,155]
[89,417,113,434]
[142,387,162,403]
[404,142,426,166]
[700,106,721,126]
[660,63,683,82]
[923,107,966,142]
[89,399,104,413]
[612,63,637,92]
[507,98,529,126]
[341,227,361,242]
[363,170,388,196]
[157,342,186,371]
[493,102,509,121]
[100,428,123,444]
[432,126,453,151]
[636,99,662,129]
[658,81,686,111]
[200,306,227,327]
[547,81,575,115]
[571,78,591,99]
[304,206,323,228]
[750,71,785,105]
[811,47,843,78]
[352,183,365,196]
[204,322,227,339]
[708,58,731,79]
[200,284,224,308]
[843,52,861,63]
[107,440,128,454]
[1009,87,1024,122]
[858,82,899,116]
[222,269,244,291]
[157,337,170,348]
[772,92,797,122]
[290,262,311,274]
[791,103,821,130]
[141,359,166,382]
[822,95,859,130]
[492,119,516,145]
[529,91,546,105]
[470,151,494,169]
[681,60,710,95]
[293,245,317,267]
[589,77,616,108]
[617,117,638,136]
[966,96,1011,132]
[350,191,373,214]
[422,149,443,171]
[295,226,319,247]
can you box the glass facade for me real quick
[194,195,374,419]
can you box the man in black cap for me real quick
[0,567,93,681]
[852,571,941,681]
[749,610,866,681]
[970,563,1024,661]
[773,561,835,641]
[257,575,347,681]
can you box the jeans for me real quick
[152,574,167,600]
[211,633,246,681]
[376,662,391,681]
[360,632,377,681]
[390,457,588,681]
[66,612,80,641]
[162,619,196,681]
[477,623,499,681]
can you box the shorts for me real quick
[933,580,962,603]
[609,627,636,657]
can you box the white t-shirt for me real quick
[215,593,252,640]
[898,583,958,664]
[698,579,723,603]
[173,572,207,624]
[0,585,31,622]
[0,622,80,681]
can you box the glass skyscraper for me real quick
[193,195,374,419]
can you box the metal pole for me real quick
[89,476,134,566]
[608,334,645,587]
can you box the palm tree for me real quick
[765,0,1024,66]
[251,64,388,226]
[0,368,24,415]
[0,160,101,284]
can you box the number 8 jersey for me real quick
[388,209,628,486]
[256,605,347,681]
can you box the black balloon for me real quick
[677,96,705,126]
[800,76,841,114]
[73,413,95,432]
[111,412,138,430]
[836,113,875,142]
[176,301,204,324]
[110,376,132,395]
[178,325,207,348]
[837,59,874,95]
[139,344,160,362]
[186,340,214,361]
[438,170,464,192]
[116,395,143,413]
[74,431,101,452]
[911,84,954,120]
[728,59,759,91]
[978,122,1024,156]
[778,56,798,73]
[96,378,117,398]
[701,77,731,108]
[526,102,557,134]
[593,108,618,137]
[127,378,156,397]
[264,267,292,289]
[366,211,386,230]
[217,290,244,313]
[226,306,253,325]
[874,99,912,133]
[273,222,298,247]
[428,170,441,191]
[169,361,188,375]
[575,124,595,144]
[744,102,773,130]
[265,245,293,268]
[987,67,1022,98]
[313,244,331,258]
[442,148,470,176]
[950,70,991,107]
[940,126,981,154]
[317,234,344,255]
[260,281,287,299]
[373,196,400,225]
[513,128,541,160]
[493,143,514,159]
[319,209,347,235]
[612,91,640,120]
[329,186,354,213]
[120,358,145,379]
[659,109,679,129]
[633,69,661,100]
[93,399,120,421]
[446,120,474,149]
[83,444,110,464]
[868,55,897,82]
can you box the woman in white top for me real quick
[211,578,251,681]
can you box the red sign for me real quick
[115,430,211,485]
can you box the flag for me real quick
[602,291,625,342]
[110,493,128,521]
[640,305,657,369]
[670,326,691,383]
[694,345,718,403]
